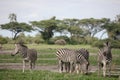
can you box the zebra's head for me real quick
[104,41,111,47]
[11,43,21,56]
[103,41,111,54]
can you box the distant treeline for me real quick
[0,13,120,48]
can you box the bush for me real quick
[110,40,120,48]
[70,36,87,45]
[34,38,44,44]
[92,39,120,48]
[92,40,104,48]
[55,39,66,45]
[49,36,70,44]
[56,36,70,42]
[47,38,55,44]
[85,36,98,44]
[0,37,8,44]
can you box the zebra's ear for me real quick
[103,42,107,46]
[103,41,111,47]
[107,42,111,47]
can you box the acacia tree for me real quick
[101,15,120,40]
[31,16,60,43]
[0,13,33,40]
[78,18,107,37]
[8,13,17,22]
[63,18,83,37]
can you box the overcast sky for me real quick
[0,0,120,38]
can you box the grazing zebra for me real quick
[76,48,89,74]
[56,48,89,74]
[11,43,37,73]
[98,41,112,77]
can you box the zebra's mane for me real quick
[20,44,28,48]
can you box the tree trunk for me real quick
[13,32,18,40]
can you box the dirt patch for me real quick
[0,50,13,54]
[0,63,97,73]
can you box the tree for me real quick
[31,16,59,42]
[78,18,107,37]
[102,21,120,40]
[63,18,83,37]
[101,15,120,40]
[54,20,67,36]
[115,14,120,22]
[0,13,33,40]
[8,13,17,22]
[1,22,33,40]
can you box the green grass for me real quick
[39,54,56,58]
[0,44,120,80]
[37,59,57,65]
[2,43,91,50]
[0,54,20,59]
[2,43,120,54]
[0,44,120,65]
[0,53,56,59]
[0,69,118,80]
[89,56,97,65]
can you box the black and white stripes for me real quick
[56,48,76,73]
[76,48,89,74]
[56,48,89,74]
[98,41,112,77]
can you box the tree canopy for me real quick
[1,13,120,43]
[0,13,33,40]
[30,16,60,42]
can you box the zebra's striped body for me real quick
[56,48,89,74]
[76,48,89,74]
[98,41,112,77]
[11,43,37,73]
[56,48,76,73]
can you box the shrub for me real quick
[110,40,120,48]
[47,38,55,44]
[52,36,70,44]
[70,36,87,45]
[92,40,104,48]
[34,38,44,44]
[0,36,8,44]
[85,36,98,44]
[55,39,66,45]
[92,39,120,48]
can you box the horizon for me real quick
[0,0,120,39]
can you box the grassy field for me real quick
[0,69,119,80]
[0,44,120,80]
[1,44,120,65]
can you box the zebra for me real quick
[11,43,37,73]
[98,41,112,77]
[76,48,89,74]
[56,48,89,74]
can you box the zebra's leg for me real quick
[72,63,76,72]
[108,63,111,77]
[33,61,35,69]
[65,62,70,73]
[78,64,83,74]
[85,62,89,75]
[103,62,106,77]
[75,63,79,74]
[22,60,26,73]
[98,62,102,76]
[29,61,32,73]
[64,63,68,72]
[59,60,63,73]
[69,62,73,73]
[68,62,70,72]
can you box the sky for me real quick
[0,0,120,38]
